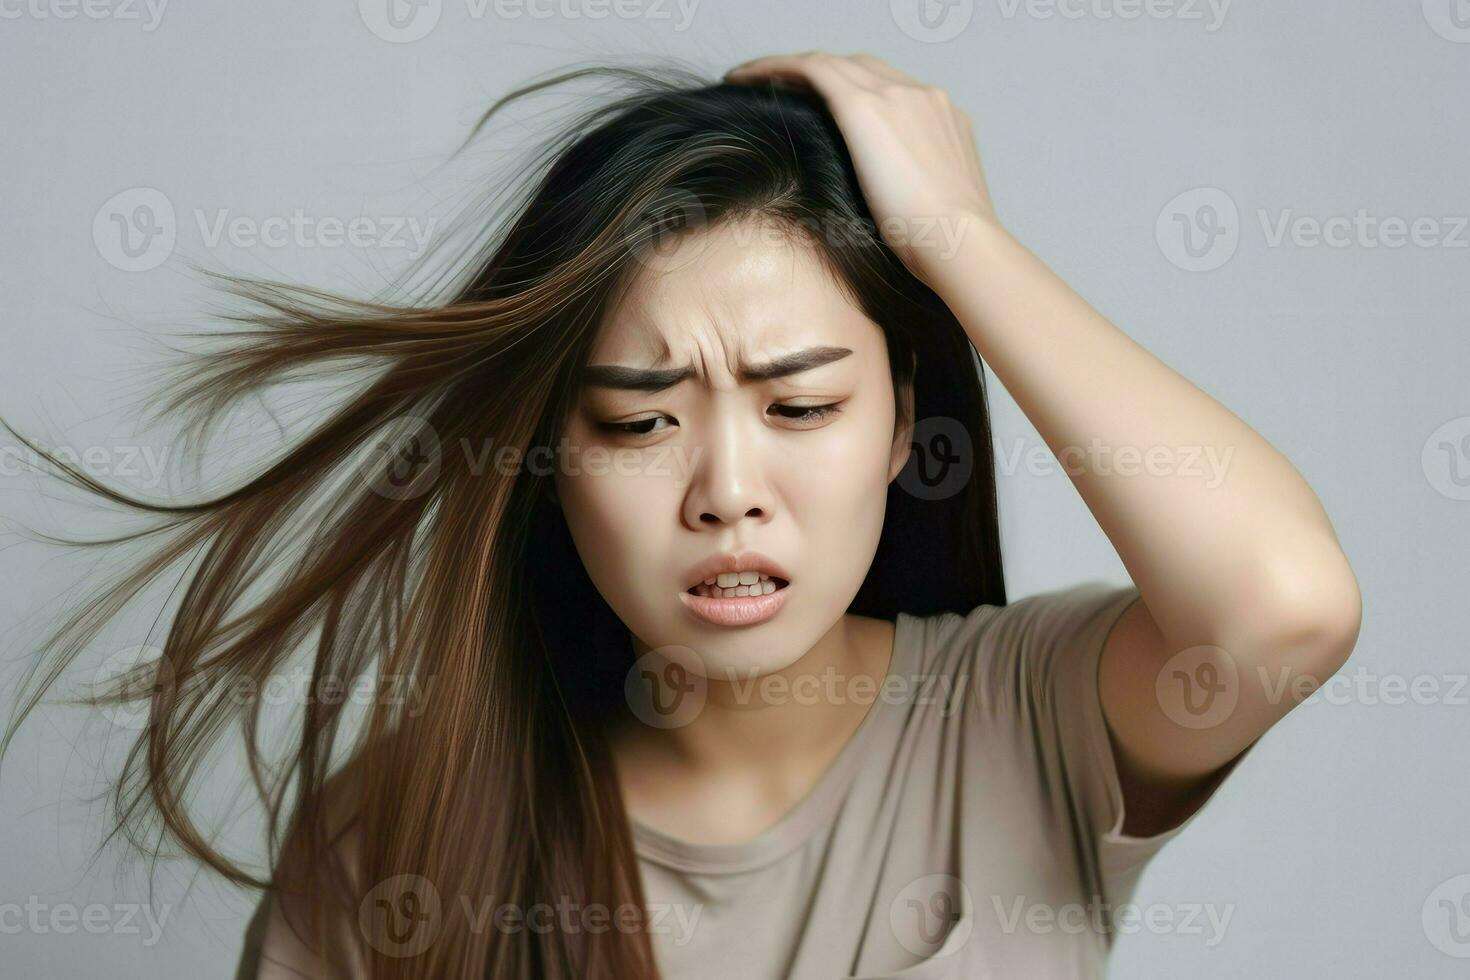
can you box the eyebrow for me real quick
[580,345,854,392]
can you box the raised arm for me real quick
[726,51,1362,834]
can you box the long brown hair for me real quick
[0,62,1004,978]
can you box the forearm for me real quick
[928,217,1359,656]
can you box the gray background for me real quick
[2,1,1467,976]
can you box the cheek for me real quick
[794,395,897,502]
[782,402,897,559]
[554,454,681,578]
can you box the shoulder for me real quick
[903,581,1138,675]
[896,581,1140,723]
[236,756,373,978]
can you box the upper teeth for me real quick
[708,571,771,587]
[691,571,781,598]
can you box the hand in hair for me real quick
[725,51,996,286]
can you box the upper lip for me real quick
[683,551,791,592]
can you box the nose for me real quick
[680,410,776,531]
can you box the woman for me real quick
[3,54,1360,979]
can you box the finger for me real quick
[724,52,862,98]
[846,53,916,85]
[727,52,922,101]
[821,53,900,90]
[726,50,824,75]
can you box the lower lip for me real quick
[679,582,789,627]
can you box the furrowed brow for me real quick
[581,345,853,393]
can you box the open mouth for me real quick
[686,573,790,599]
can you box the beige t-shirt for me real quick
[236,581,1245,979]
[634,581,1244,979]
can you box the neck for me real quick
[607,613,897,843]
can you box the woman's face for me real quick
[553,216,912,679]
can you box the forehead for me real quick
[590,216,879,370]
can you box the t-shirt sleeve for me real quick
[234,893,269,980]
[235,887,363,979]
[975,580,1249,909]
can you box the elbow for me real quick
[1251,545,1364,674]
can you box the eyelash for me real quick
[602,403,843,437]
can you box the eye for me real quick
[599,415,676,437]
[769,402,843,425]
[596,402,843,438]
